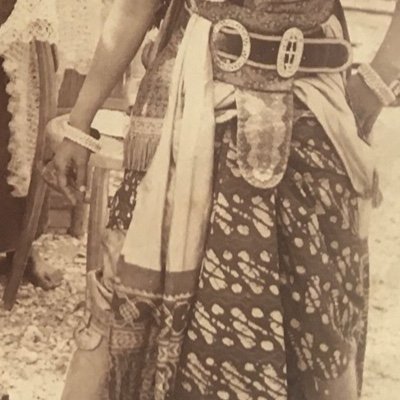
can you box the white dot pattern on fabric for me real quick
[107,110,369,400]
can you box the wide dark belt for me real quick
[173,4,353,191]
[210,18,353,78]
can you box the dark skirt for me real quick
[0,59,26,253]
[105,114,369,400]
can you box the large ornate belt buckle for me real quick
[277,27,304,78]
[211,19,251,72]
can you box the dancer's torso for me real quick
[132,0,337,119]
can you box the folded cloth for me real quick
[294,15,375,199]
[119,13,215,280]
[120,14,376,274]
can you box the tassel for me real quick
[123,115,163,171]
[124,132,161,171]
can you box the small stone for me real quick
[20,349,39,365]
[35,286,44,295]
[19,369,29,380]
[22,325,45,343]
[55,357,68,373]
[15,307,25,316]
[73,256,86,265]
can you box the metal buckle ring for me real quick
[277,27,304,78]
[211,19,251,73]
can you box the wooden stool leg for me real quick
[69,202,88,238]
[3,171,48,310]
[86,167,110,273]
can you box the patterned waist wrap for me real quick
[125,0,343,190]
[200,0,339,188]
[194,0,335,34]
[196,0,337,90]
[105,4,373,398]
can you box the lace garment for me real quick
[0,0,58,197]
[0,0,108,197]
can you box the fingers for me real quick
[141,41,154,69]
[54,155,77,205]
[60,176,77,205]
[51,141,90,205]
[75,163,88,202]
[75,162,87,190]
[40,160,61,192]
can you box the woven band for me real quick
[358,63,397,106]
[63,121,102,153]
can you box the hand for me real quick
[346,73,383,141]
[52,139,90,205]
[141,40,155,69]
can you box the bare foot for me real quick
[1,251,63,290]
[25,249,63,290]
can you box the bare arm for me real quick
[69,0,160,131]
[347,1,400,137]
[371,1,400,86]
[53,0,160,203]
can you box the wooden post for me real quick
[3,41,57,309]
[3,172,47,309]
[68,202,88,238]
[86,167,109,272]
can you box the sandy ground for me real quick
[349,7,400,398]
[1,5,400,400]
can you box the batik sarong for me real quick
[101,112,369,399]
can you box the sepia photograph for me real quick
[0,0,399,399]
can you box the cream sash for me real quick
[120,14,215,275]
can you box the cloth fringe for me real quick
[124,132,160,171]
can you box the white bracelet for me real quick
[389,78,400,100]
[63,121,102,153]
[358,63,397,106]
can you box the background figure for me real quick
[0,54,25,253]
[0,0,61,288]
[0,0,120,288]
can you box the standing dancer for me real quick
[54,0,400,399]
